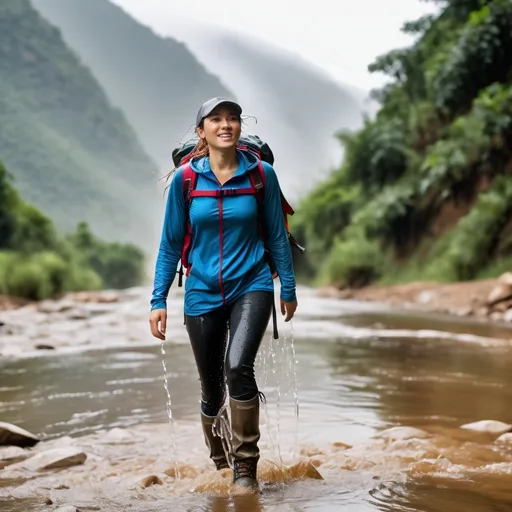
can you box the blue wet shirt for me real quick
[150,149,297,315]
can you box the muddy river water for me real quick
[1,286,512,511]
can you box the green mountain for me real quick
[293,0,512,287]
[0,0,159,246]
[33,0,234,168]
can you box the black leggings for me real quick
[185,291,274,417]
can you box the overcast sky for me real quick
[111,0,439,91]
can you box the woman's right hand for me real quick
[149,308,167,340]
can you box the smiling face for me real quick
[196,106,242,152]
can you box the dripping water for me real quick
[161,340,180,480]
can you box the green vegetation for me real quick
[0,0,158,247]
[293,0,512,287]
[0,161,145,300]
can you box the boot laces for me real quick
[235,459,257,479]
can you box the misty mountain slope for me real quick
[163,26,366,198]
[34,0,234,168]
[0,0,158,246]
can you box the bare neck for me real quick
[208,147,238,174]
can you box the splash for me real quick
[160,340,179,480]
[255,321,301,466]
[288,320,300,457]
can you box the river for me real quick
[1,286,512,511]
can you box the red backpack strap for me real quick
[178,163,197,286]
[248,161,266,205]
[182,162,198,204]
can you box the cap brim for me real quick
[197,99,242,126]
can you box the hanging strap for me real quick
[272,300,279,340]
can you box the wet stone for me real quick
[461,420,512,435]
[375,426,431,441]
[140,474,164,488]
[496,433,512,444]
[0,446,30,468]
[0,422,40,448]
[21,448,87,471]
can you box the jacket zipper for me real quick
[217,195,226,303]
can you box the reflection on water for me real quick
[1,310,512,511]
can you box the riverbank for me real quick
[318,273,512,324]
[2,278,512,360]
[0,287,191,360]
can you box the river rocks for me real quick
[101,427,136,445]
[20,448,87,471]
[37,299,75,314]
[35,343,56,350]
[485,273,512,321]
[496,433,512,444]
[460,420,512,435]
[0,422,39,447]
[68,290,119,304]
[140,474,164,488]
[375,426,431,441]
[0,446,30,468]
[487,284,510,306]
[498,272,512,288]
[55,507,80,512]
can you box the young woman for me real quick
[149,97,298,489]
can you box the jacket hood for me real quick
[189,149,259,176]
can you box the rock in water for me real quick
[102,427,136,445]
[496,433,512,444]
[498,272,512,287]
[0,446,30,468]
[0,422,39,447]
[375,426,431,441]
[461,420,512,435]
[140,474,164,488]
[22,448,87,471]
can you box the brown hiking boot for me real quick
[201,410,229,470]
[230,394,262,489]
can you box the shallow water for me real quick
[1,290,512,511]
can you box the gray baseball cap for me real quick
[196,97,242,127]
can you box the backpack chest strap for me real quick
[190,187,258,198]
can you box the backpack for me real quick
[171,135,305,338]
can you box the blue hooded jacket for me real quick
[150,149,297,316]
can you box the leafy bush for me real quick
[420,82,512,195]
[0,250,102,300]
[319,228,384,288]
[68,222,146,289]
[351,180,421,249]
[473,83,512,138]
[423,175,512,281]
[434,0,512,113]
[0,159,147,299]
[339,117,409,188]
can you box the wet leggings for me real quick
[185,291,274,417]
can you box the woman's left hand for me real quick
[280,298,297,322]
